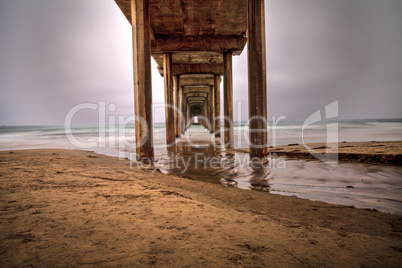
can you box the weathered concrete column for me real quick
[184,99,187,132]
[178,83,183,137]
[223,52,234,147]
[248,0,268,157]
[187,103,190,128]
[204,103,207,127]
[173,75,178,137]
[131,0,154,161]
[181,86,186,134]
[205,103,208,129]
[205,95,210,131]
[184,103,188,130]
[182,102,186,132]
[163,52,175,145]
[209,86,215,133]
[214,75,221,136]
[173,75,180,137]
[187,103,191,128]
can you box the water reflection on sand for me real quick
[156,127,402,215]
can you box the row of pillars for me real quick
[189,75,221,136]
[164,56,233,149]
[131,0,267,161]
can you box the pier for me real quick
[115,0,268,160]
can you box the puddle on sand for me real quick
[155,127,402,215]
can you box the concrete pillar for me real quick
[204,103,208,129]
[163,52,175,145]
[223,52,234,147]
[184,103,187,130]
[248,0,268,157]
[185,101,188,131]
[214,75,221,136]
[204,94,208,130]
[209,86,215,133]
[131,0,153,161]
[184,99,187,131]
[174,75,180,137]
[205,95,210,131]
[178,83,183,137]
[185,102,188,130]
[173,75,177,137]
[187,103,191,128]
[181,86,186,134]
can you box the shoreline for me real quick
[236,141,402,165]
[1,141,401,165]
[1,149,401,266]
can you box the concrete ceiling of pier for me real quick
[183,85,210,109]
[183,86,210,94]
[115,0,247,76]
[179,75,215,87]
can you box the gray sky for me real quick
[0,0,401,126]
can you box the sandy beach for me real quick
[1,146,401,267]
[1,0,401,266]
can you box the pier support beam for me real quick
[186,103,190,129]
[206,93,211,131]
[214,75,221,136]
[209,86,215,133]
[223,52,234,147]
[178,82,183,137]
[164,52,175,145]
[203,103,208,129]
[248,0,268,157]
[184,102,187,130]
[131,0,154,161]
[174,75,180,137]
[181,85,186,134]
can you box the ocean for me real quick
[1,119,401,214]
[1,119,401,153]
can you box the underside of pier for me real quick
[115,0,268,160]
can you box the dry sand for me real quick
[0,147,401,267]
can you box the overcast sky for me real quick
[0,0,401,126]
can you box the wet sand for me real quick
[237,141,402,165]
[1,149,401,267]
[157,129,402,214]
